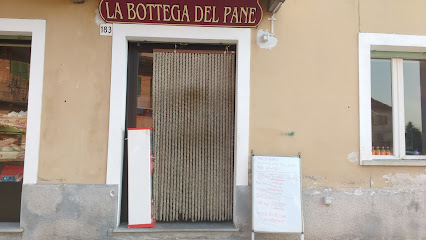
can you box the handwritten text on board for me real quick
[252,156,302,233]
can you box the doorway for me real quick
[122,43,236,223]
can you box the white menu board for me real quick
[252,155,302,233]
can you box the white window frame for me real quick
[0,18,46,184]
[359,32,426,166]
[106,24,251,226]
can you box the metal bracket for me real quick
[262,14,277,42]
[268,0,285,13]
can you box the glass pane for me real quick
[403,60,426,155]
[136,52,153,128]
[0,45,30,183]
[371,59,394,155]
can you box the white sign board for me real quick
[252,155,302,233]
[127,129,155,228]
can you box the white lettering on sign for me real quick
[100,24,113,36]
[252,156,302,233]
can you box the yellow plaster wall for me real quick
[360,0,426,36]
[250,0,425,188]
[0,0,424,186]
[0,0,111,184]
[251,0,368,187]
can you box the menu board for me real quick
[252,155,302,233]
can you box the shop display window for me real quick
[370,51,426,160]
[0,38,30,222]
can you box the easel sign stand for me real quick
[251,152,304,240]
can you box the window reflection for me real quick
[371,59,393,155]
[136,52,153,129]
[403,60,426,155]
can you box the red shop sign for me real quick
[98,0,263,27]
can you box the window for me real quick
[359,33,426,166]
[0,38,30,222]
[0,19,46,227]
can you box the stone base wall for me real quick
[0,184,424,240]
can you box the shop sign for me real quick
[98,0,263,27]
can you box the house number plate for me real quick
[100,24,113,36]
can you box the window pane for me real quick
[403,60,426,155]
[136,52,153,129]
[371,59,393,155]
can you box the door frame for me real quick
[106,24,251,226]
[0,18,46,185]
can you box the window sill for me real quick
[0,222,23,233]
[113,221,239,233]
[361,159,426,166]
